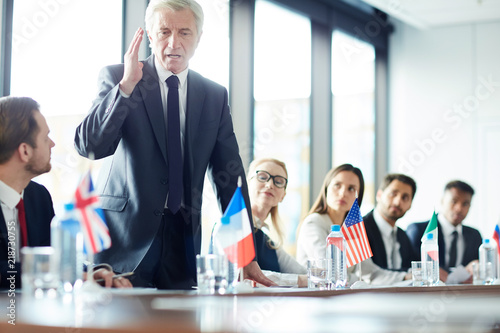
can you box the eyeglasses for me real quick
[253,170,288,189]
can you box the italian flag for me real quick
[421,211,438,243]
[422,211,439,260]
[219,183,255,268]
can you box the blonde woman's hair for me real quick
[248,158,288,249]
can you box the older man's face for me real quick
[148,7,201,74]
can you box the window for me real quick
[331,30,376,212]
[10,0,122,209]
[254,0,311,253]
[189,0,230,89]
[190,0,230,254]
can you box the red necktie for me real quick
[16,198,28,247]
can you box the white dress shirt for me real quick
[119,58,189,209]
[438,213,464,268]
[373,209,402,270]
[0,180,23,260]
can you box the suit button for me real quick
[161,179,167,185]
[154,210,162,216]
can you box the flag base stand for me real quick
[231,281,254,294]
[350,281,370,289]
[76,280,110,305]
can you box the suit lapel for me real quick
[461,227,473,265]
[184,70,205,251]
[0,211,8,257]
[437,223,446,265]
[139,55,168,165]
[396,229,411,268]
[185,70,205,178]
[366,211,388,267]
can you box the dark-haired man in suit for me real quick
[407,180,482,272]
[0,96,55,289]
[0,96,131,289]
[364,174,417,272]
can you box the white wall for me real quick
[388,19,500,239]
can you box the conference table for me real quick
[1,284,500,332]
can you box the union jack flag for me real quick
[341,198,373,267]
[74,171,111,254]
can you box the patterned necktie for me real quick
[166,75,183,214]
[16,198,28,247]
[449,230,458,268]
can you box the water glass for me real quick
[307,258,332,290]
[196,254,228,295]
[21,247,60,298]
[411,261,432,287]
[472,262,482,285]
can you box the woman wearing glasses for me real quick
[247,158,308,287]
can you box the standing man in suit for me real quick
[364,174,417,272]
[75,0,273,289]
[407,180,482,271]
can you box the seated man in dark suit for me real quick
[406,180,482,272]
[364,174,417,272]
[0,96,130,289]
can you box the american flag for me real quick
[74,171,111,254]
[341,198,373,267]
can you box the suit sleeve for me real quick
[74,65,131,159]
[207,89,252,219]
[205,88,256,260]
[406,223,423,260]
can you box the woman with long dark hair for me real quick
[296,164,409,286]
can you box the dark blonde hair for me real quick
[248,158,287,249]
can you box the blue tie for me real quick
[166,75,183,214]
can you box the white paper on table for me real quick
[446,265,471,284]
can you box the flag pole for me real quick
[87,252,95,283]
[354,191,362,282]
[238,176,245,288]
[87,153,95,284]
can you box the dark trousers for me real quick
[133,208,196,289]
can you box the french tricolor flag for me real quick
[219,183,255,268]
[493,223,500,257]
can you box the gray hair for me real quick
[145,0,204,36]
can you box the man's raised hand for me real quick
[119,27,145,95]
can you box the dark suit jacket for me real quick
[74,55,252,279]
[254,230,280,273]
[364,210,416,271]
[406,220,482,269]
[0,181,54,289]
